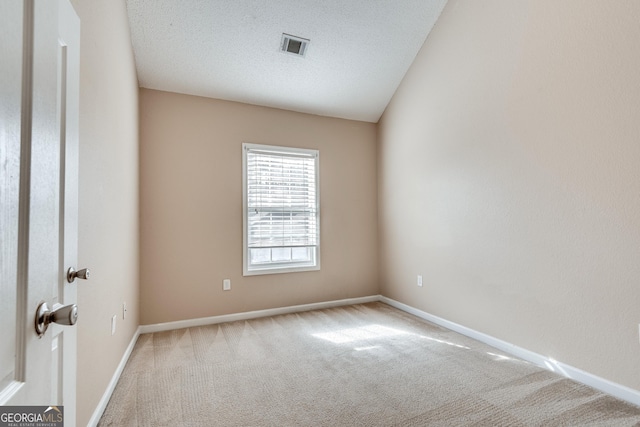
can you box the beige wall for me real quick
[379,0,640,391]
[139,89,378,325]
[69,0,139,425]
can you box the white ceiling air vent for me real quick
[280,33,309,57]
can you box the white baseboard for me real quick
[87,326,141,427]
[139,295,379,334]
[379,296,640,408]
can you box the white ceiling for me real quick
[125,0,448,123]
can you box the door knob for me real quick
[35,302,78,338]
[67,267,90,283]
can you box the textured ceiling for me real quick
[126,0,448,123]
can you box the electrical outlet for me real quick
[223,279,231,291]
[111,315,116,336]
[417,275,423,287]
[122,302,127,320]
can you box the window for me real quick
[243,143,320,275]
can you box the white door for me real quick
[0,0,80,425]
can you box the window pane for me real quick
[250,248,271,264]
[246,148,318,249]
[292,247,311,262]
[271,247,291,262]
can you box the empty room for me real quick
[2,0,640,426]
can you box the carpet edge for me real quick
[88,326,141,427]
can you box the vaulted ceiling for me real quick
[126,0,448,122]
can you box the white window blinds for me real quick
[243,143,320,275]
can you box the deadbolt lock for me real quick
[67,267,90,283]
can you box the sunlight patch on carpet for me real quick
[420,335,471,349]
[312,324,409,344]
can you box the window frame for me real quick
[242,142,321,276]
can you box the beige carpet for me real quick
[99,302,640,426]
